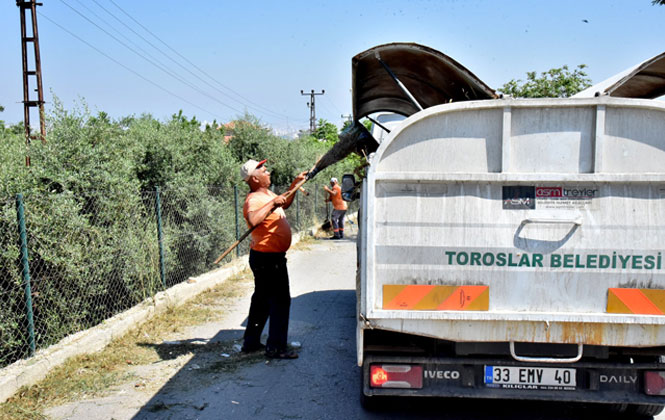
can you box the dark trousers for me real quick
[331,209,346,237]
[244,249,291,352]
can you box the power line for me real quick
[39,12,220,119]
[105,0,306,123]
[71,0,187,85]
[87,0,264,117]
[44,1,310,128]
[323,94,344,116]
[58,0,247,116]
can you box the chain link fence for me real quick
[0,182,354,370]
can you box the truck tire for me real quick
[629,404,665,417]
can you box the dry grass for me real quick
[0,268,253,420]
[293,233,317,249]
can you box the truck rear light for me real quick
[645,371,665,395]
[370,364,423,389]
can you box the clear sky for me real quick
[1,0,664,134]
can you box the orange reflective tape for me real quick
[383,285,488,311]
[607,288,665,315]
[607,291,632,314]
[382,285,407,305]
[437,286,489,311]
[413,286,455,310]
[643,289,665,310]
[384,285,435,309]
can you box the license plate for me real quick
[484,366,576,390]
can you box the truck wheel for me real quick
[628,404,665,417]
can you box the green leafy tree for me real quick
[0,104,6,134]
[341,118,372,132]
[313,119,338,144]
[9,121,25,136]
[299,118,368,180]
[170,109,201,131]
[0,99,365,367]
[0,97,157,358]
[499,65,592,98]
[226,113,273,165]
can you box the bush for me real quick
[0,99,361,368]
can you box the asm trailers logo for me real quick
[535,187,598,199]
[503,186,598,210]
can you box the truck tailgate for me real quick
[361,97,665,347]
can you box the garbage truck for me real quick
[348,43,665,416]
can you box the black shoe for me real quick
[329,236,339,240]
[241,343,265,353]
[265,348,299,359]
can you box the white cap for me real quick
[240,159,266,181]
[330,177,338,184]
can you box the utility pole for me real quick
[300,89,324,133]
[17,0,46,167]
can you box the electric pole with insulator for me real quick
[17,0,46,167]
[301,89,324,133]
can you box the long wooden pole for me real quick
[213,123,367,266]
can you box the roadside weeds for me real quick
[0,236,318,420]
[0,268,254,420]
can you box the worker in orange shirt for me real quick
[240,158,307,359]
[323,177,348,240]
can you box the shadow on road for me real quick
[358,395,650,420]
[130,289,359,420]
[126,258,654,419]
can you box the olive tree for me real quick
[499,65,592,98]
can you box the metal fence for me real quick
[0,182,352,370]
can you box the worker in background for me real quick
[323,177,347,240]
[240,158,307,359]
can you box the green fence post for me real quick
[16,194,36,356]
[296,192,300,229]
[154,187,166,289]
[234,185,240,258]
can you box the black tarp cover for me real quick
[352,43,497,120]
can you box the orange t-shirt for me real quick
[330,185,348,211]
[243,189,292,253]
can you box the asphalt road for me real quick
[47,231,665,420]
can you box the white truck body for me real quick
[357,96,665,409]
